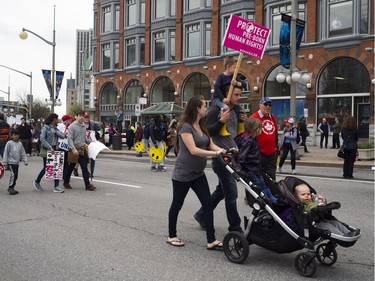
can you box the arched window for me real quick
[183,73,211,102]
[125,80,144,104]
[318,57,370,95]
[152,76,175,103]
[100,82,118,104]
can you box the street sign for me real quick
[135,104,141,116]
[139,97,147,105]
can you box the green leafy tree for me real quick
[68,104,83,117]
[30,99,51,121]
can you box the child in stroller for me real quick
[294,183,358,237]
[219,152,361,277]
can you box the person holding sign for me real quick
[57,115,72,183]
[33,113,66,193]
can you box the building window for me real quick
[125,80,144,104]
[114,42,119,69]
[125,36,145,67]
[183,73,211,102]
[318,0,369,39]
[101,43,111,70]
[154,31,166,62]
[115,4,120,31]
[269,4,305,46]
[152,77,175,103]
[102,6,111,33]
[126,38,136,67]
[152,30,175,63]
[155,0,167,19]
[141,0,146,23]
[185,0,212,11]
[185,22,211,58]
[127,0,136,26]
[222,13,254,53]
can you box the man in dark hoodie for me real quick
[0,113,10,158]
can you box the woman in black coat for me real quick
[341,116,358,179]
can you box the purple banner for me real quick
[222,14,270,59]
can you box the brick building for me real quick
[92,0,374,143]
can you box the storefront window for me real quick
[125,80,144,104]
[152,77,175,103]
[183,73,211,102]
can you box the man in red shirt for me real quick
[250,97,278,180]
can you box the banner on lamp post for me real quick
[279,14,306,69]
[42,69,53,97]
[55,71,65,99]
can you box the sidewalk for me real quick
[101,145,374,170]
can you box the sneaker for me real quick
[8,188,19,195]
[33,181,44,192]
[53,186,65,193]
[276,167,282,174]
[151,166,158,172]
[158,166,167,172]
[63,182,72,189]
[164,156,169,160]
[193,213,206,230]
[292,169,296,175]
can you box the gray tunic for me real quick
[172,123,210,182]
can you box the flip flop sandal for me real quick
[166,237,184,247]
[207,241,223,251]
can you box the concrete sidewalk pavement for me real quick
[100,145,374,170]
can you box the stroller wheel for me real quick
[294,252,317,277]
[223,231,249,264]
[316,243,338,266]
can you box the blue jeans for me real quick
[247,173,277,202]
[169,175,216,243]
[196,157,242,232]
[36,157,59,188]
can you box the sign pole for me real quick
[226,52,243,101]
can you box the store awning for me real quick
[140,103,185,115]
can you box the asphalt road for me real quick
[0,155,373,281]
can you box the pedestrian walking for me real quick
[3,129,28,195]
[134,122,143,157]
[33,113,66,193]
[149,114,168,171]
[331,117,341,149]
[194,86,247,233]
[167,95,226,249]
[0,112,10,158]
[318,117,330,149]
[63,110,96,191]
[165,119,177,159]
[341,116,358,179]
[277,117,298,175]
[298,117,310,153]
[18,117,32,156]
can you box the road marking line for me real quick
[72,176,141,188]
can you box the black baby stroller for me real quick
[219,153,361,277]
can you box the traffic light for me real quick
[25,103,29,113]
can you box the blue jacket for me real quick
[40,124,66,150]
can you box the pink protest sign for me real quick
[222,14,271,59]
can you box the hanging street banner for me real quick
[45,151,64,180]
[279,14,306,69]
[222,14,271,59]
[55,71,65,99]
[42,69,53,96]
[42,70,65,99]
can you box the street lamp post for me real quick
[80,49,86,110]
[0,65,32,119]
[0,76,11,116]
[19,5,56,113]
[290,0,298,118]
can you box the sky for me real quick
[0,0,93,117]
